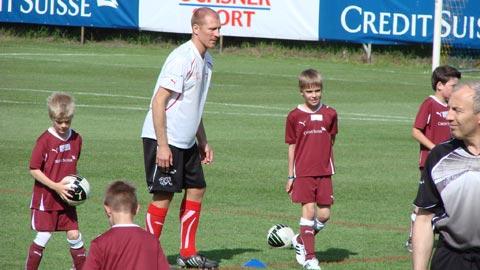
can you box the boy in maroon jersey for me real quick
[25,92,86,270]
[285,69,338,270]
[406,65,461,252]
[83,181,169,270]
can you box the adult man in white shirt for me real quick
[141,7,220,269]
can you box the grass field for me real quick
[1,38,479,270]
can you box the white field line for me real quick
[0,52,429,85]
[0,99,412,123]
[0,53,133,56]
[0,87,412,121]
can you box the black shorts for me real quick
[143,138,206,193]
[431,238,480,270]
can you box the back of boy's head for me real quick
[47,92,75,120]
[431,65,461,91]
[104,180,138,215]
[299,69,323,91]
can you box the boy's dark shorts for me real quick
[143,138,206,193]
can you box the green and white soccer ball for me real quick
[267,224,295,248]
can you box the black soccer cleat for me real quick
[177,254,219,269]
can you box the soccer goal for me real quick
[432,0,480,72]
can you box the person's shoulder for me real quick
[165,43,191,63]
[429,138,459,158]
[35,130,51,141]
[419,96,435,106]
[322,104,337,113]
[287,106,302,118]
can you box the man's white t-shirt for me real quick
[141,40,213,149]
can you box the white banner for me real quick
[139,0,319,41]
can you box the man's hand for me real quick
[199,143,213,164]
[157,144,173,171]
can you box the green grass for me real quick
[1,38,479,270]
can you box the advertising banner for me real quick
[0,0,138,28]
[139,0,320,41]
[319,0,480,48]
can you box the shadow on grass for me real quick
[167,248,261,264]
[316,247,358,263]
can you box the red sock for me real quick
[25,242,44,270]
[300,225,316,260]
[180,200,201,257]
[146,203,168,239]
[70,247,86,270]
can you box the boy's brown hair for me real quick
[104,181,138,215]
[431,65,461,91]
[298,69,323,91]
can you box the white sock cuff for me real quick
[67,233,84,249]
[299,217,314,227]
[33,232,52,247]
[314,218,326,231]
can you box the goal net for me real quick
[432,0,480,72]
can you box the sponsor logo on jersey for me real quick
[311,114,323,121]
[436,111,448,119]
[59,143,71,153]
[298,120,306,126]
[303,127,327,135]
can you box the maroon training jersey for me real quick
[413,96,450,168]
[83,225,169,270]
[285,104,338,177]
[29,128,82,211]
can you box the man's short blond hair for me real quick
[191,7,219,27]
[298,69,323,91]
[47,92,75,120]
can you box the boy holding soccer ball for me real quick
[83,180,169,270]
[285,69,338,270]
[25,92,86,270]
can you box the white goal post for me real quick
[432,0,480,72]
[432,0,443,71]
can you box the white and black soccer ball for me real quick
[267,224,295,248]
[63,175,90,206]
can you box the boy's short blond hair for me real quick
[298,69,323,91]
[104,181,138,215]
[47,92,75,120]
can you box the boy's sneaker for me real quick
[405,237,413,253]
[303,258,321,270]
[291,234,306,265]
[176,254,219,269]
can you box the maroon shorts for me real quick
[31,208,79,232]
[291,176,334,205]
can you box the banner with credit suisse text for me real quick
[0,0,138,28]
[139,0,320,41]
[319,0,480,48]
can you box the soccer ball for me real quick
[62,175,90,206]
[267,224,295,248]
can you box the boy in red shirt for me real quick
[406,65,461,252]
[25,92,86,270]
[84,181,169,270]
[285,69,338,270]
